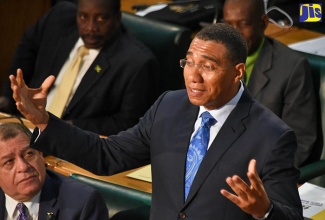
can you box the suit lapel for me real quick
[51,28,79,78]
[184,89,252,204]
[247,38,273,97]
[173,102,200,206]
[64,29,126,113]
[64,50,110,113]
[38,174,59,220]
[0,190,5,220]
[31,28,79,88]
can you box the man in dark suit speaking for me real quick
[10,23,303,219]
[0,123,108,220]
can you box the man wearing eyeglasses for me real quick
[10,23,302,219]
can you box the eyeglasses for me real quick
[180,59,218,73]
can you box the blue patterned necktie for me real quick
[17,203,28,220]
[185,111,216,200]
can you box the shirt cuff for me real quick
[34,128,41,142]
[253,202,273,220]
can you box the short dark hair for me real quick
[106,0,121,14]
[0,123,31,142]
[78,0,121,14]
[195,23,247,65]
[224,0,265,18]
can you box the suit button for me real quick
[179,212,186,218]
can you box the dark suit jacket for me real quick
[0,169,108,220]
[2,2,160,136]
[31,88,303,220]
[248,37,320,167]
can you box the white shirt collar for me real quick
[5,190,41,219]
[74,38,101,58]
[198,82,244,124]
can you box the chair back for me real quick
[69,173,151,220]
[121,12,192,92]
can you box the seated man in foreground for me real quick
[10,23,303,219]
[0,122,108,219]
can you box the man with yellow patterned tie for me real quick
[0,0,160,136]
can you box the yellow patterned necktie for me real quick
[47,46,89,117]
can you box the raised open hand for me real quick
[220,159,271,218]
[10,68,55,130]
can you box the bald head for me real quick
[224,0,265,17]
[223,0,268,55]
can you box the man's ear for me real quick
[234,63,246,81]
[261,14,269,30]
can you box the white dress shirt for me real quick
[47,38,100,110]
[5,191,41,220]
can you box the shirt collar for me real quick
[198,81,244,125]
[5,191,41,219]
[74,38,101,58]
[246,38,265,66]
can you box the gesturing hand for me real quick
[10,68,55,131]
[220,159,271,218]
